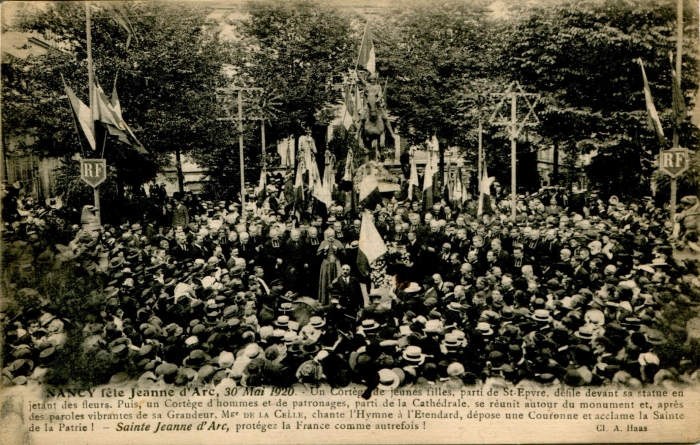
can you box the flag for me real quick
[293,156,305,210]
[63,79,96,150]
[423,141,438,209]
[110,82,147,153]
[423,149,434,192]
[357,21,376,74]
[443,156,452,202]
[452,167,466,208]
[94,81,148,154]
[342,86,356,130]
[670,61,687,128]
[358,166,381,210]
[342,149,354,183]
[478,165,495,216]
[111,83,122,117]
[638,59,665,142]
[255,166,266,196]
[408,149,419,201]
[317,152,335,209]
[102,3,139,44]
[357,211,387,279]
[94,83,125,130]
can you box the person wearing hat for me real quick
[317,228,345,306]
[171,193,190,230]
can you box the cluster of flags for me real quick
[335,21,375,135]
[637,56,687,143]
[62,3,143,155]
[63,78,146,155]
[292,136,333,212]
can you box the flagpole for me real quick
[86,2,101,225]
[238,90,246,208]
[670,0,683,222]
[261,119,266,168]
[477,107,483,203]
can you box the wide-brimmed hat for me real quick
[278,302,294,313]
[308,316,326,329]
[283,331,298,345]
[183,349,211,368]
[451,329,468,346]
[360,319,380,332]
[645,329,667,345]
[477,322,494,336]
[500,306,516,320]
[531,309,553,323]
[423,319,444,334]
[402,346,426,364]
[274,315,290,328]
[441,333,461,349]
[377,368,401,390]
[244,343,262,359]
[109,257,124,269]
[574,325,595,340]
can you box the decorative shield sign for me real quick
[658,148,691,179]
[80,159,107,187]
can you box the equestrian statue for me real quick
[355,70,394,159]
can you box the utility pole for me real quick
[490,82,539,220]
[217,86,263,207]
[85,2,101,225]
[670,0,683,222]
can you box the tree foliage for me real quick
[3,0,698,203]
[3,1,232,185]
[498,0,699,195]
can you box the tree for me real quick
[380,0,498,147]
[186,0,358,197]
[225,0,356,140]
[498,0,699,197]
[3,2,232,201]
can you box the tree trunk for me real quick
[552,140,559,186]
[175,147,184,193]
[438,139,445,191]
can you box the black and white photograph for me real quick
[1,0,699,443]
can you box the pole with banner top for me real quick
[85,2,102,225]
[217,86,263,207]
[490,82,539,220]
[669,0,684,222]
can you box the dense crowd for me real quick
[2,177,700,392]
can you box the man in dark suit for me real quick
[406,231,422,272]
[506,246,525,277]
[330,264,364,316]
[171,231,192,263]
[284,228,309,291]
[570,255,590,289]
[454,227,471,259]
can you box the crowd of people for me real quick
[2,175,700,392]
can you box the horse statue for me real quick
[356,71,394,160]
